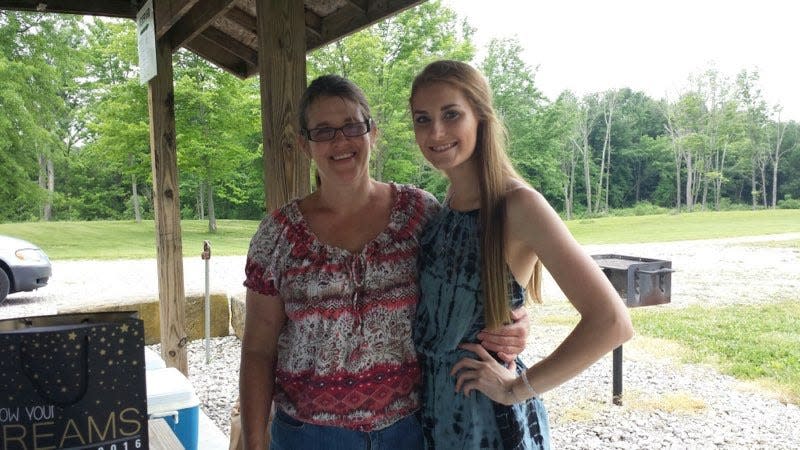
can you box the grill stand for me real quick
[591,254,674,406]
[613,346,623,405]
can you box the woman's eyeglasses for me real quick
[302,119,372,142]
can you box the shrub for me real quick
[610,201,670,217]
[777,195,800,209]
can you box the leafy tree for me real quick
[0,12,84,221]
[173,51,261,231]
[481,38,560,200]
[80,19,151,221]
[549,92,581,217]
[736,69,770,209]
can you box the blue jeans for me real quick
[270,409,424,450]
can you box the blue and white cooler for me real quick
[146,367,201,450]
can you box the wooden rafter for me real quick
[166,0,236,51]
[304,9,323,42]
[307,0,424,51]
[154,0,196,39]
[0,0,136,18]
[226,6,256,34]
[200,26,257,68]
[344,0,367,16]
[186,32,251,78]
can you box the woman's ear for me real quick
[369,122,380,146]
[297,133,311,158]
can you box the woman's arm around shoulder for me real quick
[239,289,286,450]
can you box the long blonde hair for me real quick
[410,60,542,330]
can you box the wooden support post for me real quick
[148,35,189,375]
[256,0,310,211]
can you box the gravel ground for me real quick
[2,232,799,449]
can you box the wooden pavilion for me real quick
[0,0,423,374]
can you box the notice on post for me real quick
[137,0,156,84]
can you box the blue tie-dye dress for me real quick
[414,206,551,450]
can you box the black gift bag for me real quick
[0,311,149,450]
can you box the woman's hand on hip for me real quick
[451,343,518,405]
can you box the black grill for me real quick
[591,254,673,307]
[592,254,674,405]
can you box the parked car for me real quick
[0,235,52,304]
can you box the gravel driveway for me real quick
[2,232,799,449]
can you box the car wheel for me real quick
[0,268,9,304]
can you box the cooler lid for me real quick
[144,347,167,370]
[146,367,200,413]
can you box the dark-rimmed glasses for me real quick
[301,119,372,142]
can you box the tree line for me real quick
[1,1,798,228]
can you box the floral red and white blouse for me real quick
[244,183,439,431]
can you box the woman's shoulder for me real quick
[504,184,557,226]
[504,184,546,209]
[503,183,566,245]
[250,200,302,246]
[395,184,441,216]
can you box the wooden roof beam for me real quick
[308,0,425,51]
[185,33,251,79]
[304,9,323,46]
[154,0,196,39]
[0,0,136,18]
[225,6,256,34]
[167,0,236,52]
[200,26,257,68]
[344,0,367,16]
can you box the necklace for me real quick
[438,207,466,253]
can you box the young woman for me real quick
[410,60,634,449]
[239,74,530,450]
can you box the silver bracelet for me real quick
[518,372,538,401]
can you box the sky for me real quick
[444,0,800,122]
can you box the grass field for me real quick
[630,301,800,404]
[1,209,798,260]
[565,209,800,243]
[0,219,258,260]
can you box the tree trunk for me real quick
[750,165,758,210]
[561,156,575,220]
[197,181,205,220]
[37,154,54,221]
[771,160,779,208]
[713,146,727,211]
[132,174,142,223]
[769,118,787,208]
[44,158,54,221]
[759,163,768,208]
[207,180,217,233]
[664,118,682,213]
[594,98,615,213]
[701,178,708,211]
[582,141,592,215]
[685,153,693,212]
[603,147,611,212]
[675,153,682,212]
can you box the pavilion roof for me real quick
[0,0,423,78]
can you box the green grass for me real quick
[2,209,797,260]
[0,219,259,260]
[630,301,800,403]
[565,209,800,244]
